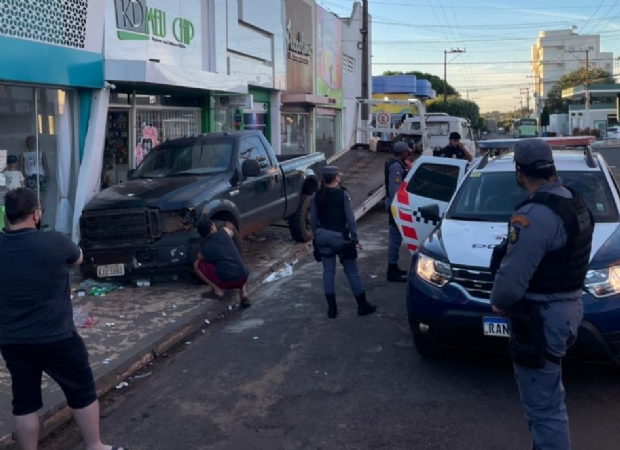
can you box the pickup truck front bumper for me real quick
[81,232,202,279]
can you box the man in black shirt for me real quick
[194,219,251,307]
[0,188,126,450]
[436,131,473,161]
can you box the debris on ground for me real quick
[79,279,123,296]
[73,307,95,328]
[115,382,129,389]
[263,259,298,284]
[131,371,152,380]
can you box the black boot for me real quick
[326,294,338,319]
[387,263,407,282]
[355,292,376,316]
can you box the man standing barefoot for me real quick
[0,188,128,450]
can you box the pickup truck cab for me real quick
[391,136,620,363]
[80,131,325,279]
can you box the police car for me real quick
[391,136,620,362]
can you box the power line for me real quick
[373,57,615,65]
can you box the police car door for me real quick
[391,156,469,253]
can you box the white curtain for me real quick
[71,88,110,243]
[54,90,73,234]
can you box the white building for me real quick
[530,29,614,112]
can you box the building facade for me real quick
[281,0,369,158]
[0,0,105,235]
[530,29,614,111]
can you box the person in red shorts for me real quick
[194,218,251,307]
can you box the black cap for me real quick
[449,132,461,140]
[7,155,18,164]
[514,139,555,175]
[323,166,343,177]
[392,141,410,154]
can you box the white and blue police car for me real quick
[390,136,620,362]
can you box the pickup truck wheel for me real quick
[289,194,313,242]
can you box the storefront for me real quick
[314,5,344,159]
[212,88,273,143]
[0,0,105,234]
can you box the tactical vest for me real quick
[316,188,347,233]
[516,186,594,295]
[384,157,407,201]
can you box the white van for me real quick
[403,113,476,156]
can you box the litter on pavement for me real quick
[73,307,95,328]
[115,382,129,389]
[79,278,123,296]
[262,259,299,284]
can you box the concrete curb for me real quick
[0,241,314,449]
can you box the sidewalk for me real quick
[0,225,313,448]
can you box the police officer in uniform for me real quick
[489,139,594,450]
[385,141,410,282]
[311,166,377,319]
[436,132,473,161]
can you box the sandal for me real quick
[240,296,251,308]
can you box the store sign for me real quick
[215,95,254,110]
[286,20,312,64]
[105,0,203,69]
[113,0,195,47]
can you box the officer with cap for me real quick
[384,141,410,282]
[310,166,377,319]
[489,138,594,450]
[436,132,473,161]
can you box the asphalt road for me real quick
[44,211,620,450]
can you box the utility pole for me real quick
[568,48,590,128]
[527,75,543,132]
[443,48,465,102]
[514,95,523,117]
[520,87,531,116]
[361,0,369,121]
[465,89,477,101]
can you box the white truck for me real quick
[402,113,476,157]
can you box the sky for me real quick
[317,0,620,113]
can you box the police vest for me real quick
[316,187,348,233]
[384,158,407,200]
[516,187,594,295]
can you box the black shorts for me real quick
[0,331,97,416]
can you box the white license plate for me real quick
[482,317,509,338]
[96,264,125,278]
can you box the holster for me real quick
[312,239,322,262]
[490,238,508,277]
[339,240,358,263]
[508,300,547,369]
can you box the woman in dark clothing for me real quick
[194,219,251,307]
[310,166,376,319]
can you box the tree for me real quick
[425,96,480,126]
[382,70,459,97]
[545,67,614,114]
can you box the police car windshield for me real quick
[446,171,619,223]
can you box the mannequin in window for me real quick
[20,135,48,195]
[4,155,25,190]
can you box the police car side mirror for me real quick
[419,203,441,223]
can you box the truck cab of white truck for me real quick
[403,113,476,156]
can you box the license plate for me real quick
[482,317,509,338]
[96,264,125,278]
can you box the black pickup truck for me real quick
[79,131,325,279]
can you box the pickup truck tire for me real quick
[289,194,313,242]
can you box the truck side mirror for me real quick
[242,159,261,178]
[419,203,441,223]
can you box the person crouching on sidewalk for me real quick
[194,218,251,307]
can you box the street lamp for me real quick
[444,48,466,102]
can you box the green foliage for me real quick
[425,96,480,126]
[382,70,458,97]
[546,67,614,114]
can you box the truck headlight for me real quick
[415,254,452,287]
[585,266,620,298]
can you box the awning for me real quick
[281,93,334,105]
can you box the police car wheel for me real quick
[413,333,442,359]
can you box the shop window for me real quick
[281,113,309,155]
[0,85,76,234]
[239,136,271,170]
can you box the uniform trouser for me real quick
[321,256,364,297]
[512,300,582,450]
[388,222,403,264]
